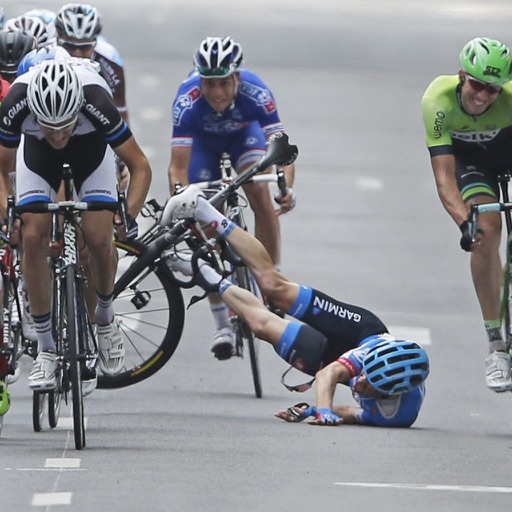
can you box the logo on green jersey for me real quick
[483,66,502,79]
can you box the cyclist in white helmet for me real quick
[4,14,55,49]
[168,36,296,360]
[0,59,151,393]
[164,185,430,427]
[54,3,131,189]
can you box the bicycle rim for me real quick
[66,266,85,450]
[98,240,185,389]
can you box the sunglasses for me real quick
[58,39,96,53]
[280,365,315,392]
[465,74,502,95]
[197,65,230,77]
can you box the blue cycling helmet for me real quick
[17,46,70,76]
[363,340,429,395]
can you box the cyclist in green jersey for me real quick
[422,37,512,393]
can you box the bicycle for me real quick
[15,164,120,450]
[192,152,287,398]
[98,133,298,396]
[0,199,38,436]
[468,172,512,360]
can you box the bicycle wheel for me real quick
[65,265,85,450]
[233,265,263,398]
[97,239,185,389]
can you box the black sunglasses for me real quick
[465,74,502,95]
[59,39,96,53]
[280,365,315,392]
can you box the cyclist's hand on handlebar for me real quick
[459,220,481,252]
[274,187,297,216]
[114,212,138,241]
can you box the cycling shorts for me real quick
[287,286,389,365]
[16,133,118,205]
[455,142,512,202]
[188,121,265,182]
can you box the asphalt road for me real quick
[3,1,512,511]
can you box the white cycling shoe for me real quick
[98,319,125,376]
[485,351,512,392]
[162,185,206,224]
[29,351,58,390]
[211,327,234,361]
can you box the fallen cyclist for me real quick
[165,184,430,427]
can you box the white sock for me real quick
[210,302,231,330]
[195,197,236,238]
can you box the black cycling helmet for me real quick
[193,36,243,78]
[0,30,38,82]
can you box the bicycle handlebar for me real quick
[467,201,512,242]
[115,133,298,292]
[16,199,120,215]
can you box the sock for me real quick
[195,197,236,238]
[0,327,7,375]
[210,302,231,330]
[485,319,506,352]
[96,292,115,326]
[33,312,55,353]
[197,261,232,296]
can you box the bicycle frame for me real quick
[116,134,297,293]
[468,173,512,355]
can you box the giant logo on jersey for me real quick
[239,82,276,114]
[173,86,201,125]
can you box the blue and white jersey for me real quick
[339,334,426,428]
[171,68,284,146]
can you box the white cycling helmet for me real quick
[24,9,57,26]
[193,36,243,78]
[55,4,102,41]
[27,60,84,126]
[5,15,52,48]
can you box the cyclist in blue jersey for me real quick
[167,36,297,360]
[165,185,430,427]
[0,59,151,393]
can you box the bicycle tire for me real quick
[66,265,85,450]
[48,389,61,429]
[32,391,46,432]
[234,265,263,398]
[97,239,185,389]
[503,236,512,358]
